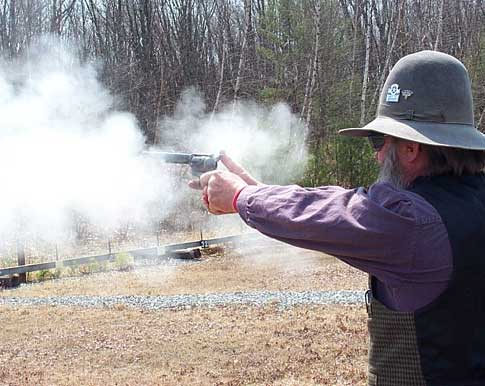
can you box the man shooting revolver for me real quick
[190,51,485,385]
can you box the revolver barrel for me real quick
[153,152,193,164]
[144,151,219,177]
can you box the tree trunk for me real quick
[434,0,445,50]
[212,35,226,117]
[368,0,404,116]
[304,2,321,131]
[360,2,372,126]
[233,0,251,107]
[348,0,361,115]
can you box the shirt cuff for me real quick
[235,185,261,223]
[232,186,246,212]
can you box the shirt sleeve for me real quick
[236,182,435,275]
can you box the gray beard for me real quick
[377,144,407,189]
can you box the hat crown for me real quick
[378,50,474,126]
[339,50,485,150]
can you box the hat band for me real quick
[389,109,444,122]
[385,109,473,126]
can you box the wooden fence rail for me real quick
[0,233,259,277]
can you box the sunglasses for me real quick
[367,134,387,151]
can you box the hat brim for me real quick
[339,116,485,151]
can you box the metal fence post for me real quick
[16,240,27,284]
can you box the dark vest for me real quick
[367,174,485,386]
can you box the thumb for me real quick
[220,152,260,186]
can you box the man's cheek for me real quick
[377,151,385,164]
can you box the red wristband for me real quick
[232,186,246,212]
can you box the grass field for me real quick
[0,241,369,385]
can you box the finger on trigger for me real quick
[202,186,209,205]
[188,179,202,190]
[202,195,209,208]
[198,171,214,189]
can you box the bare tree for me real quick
[434,0,445,50]
[301,0,321,131]
[359,0,371,126]
[233,0,251,107]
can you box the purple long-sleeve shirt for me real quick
[236,183,452,312]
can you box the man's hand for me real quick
[197,170,248,214]
[219,151,260,186]
[188,152,260,215]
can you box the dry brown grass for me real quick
[0,242,369,385]
[0,305,367,386]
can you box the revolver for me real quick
[144,151,220,177]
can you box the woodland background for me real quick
[1,0,484,187]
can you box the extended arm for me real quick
[236,183,418,271]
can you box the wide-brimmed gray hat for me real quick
[339,50,485,150]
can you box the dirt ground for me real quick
[0,241,369,386]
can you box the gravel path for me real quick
[0,290,365,310]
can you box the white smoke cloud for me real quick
[0,38,175,242]
[0,38,308,250]
[158,88,308,185]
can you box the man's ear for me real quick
[397,140,422,164]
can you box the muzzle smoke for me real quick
[0,37,308,247]
[0,38,175,242]
[158,88,308,185]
